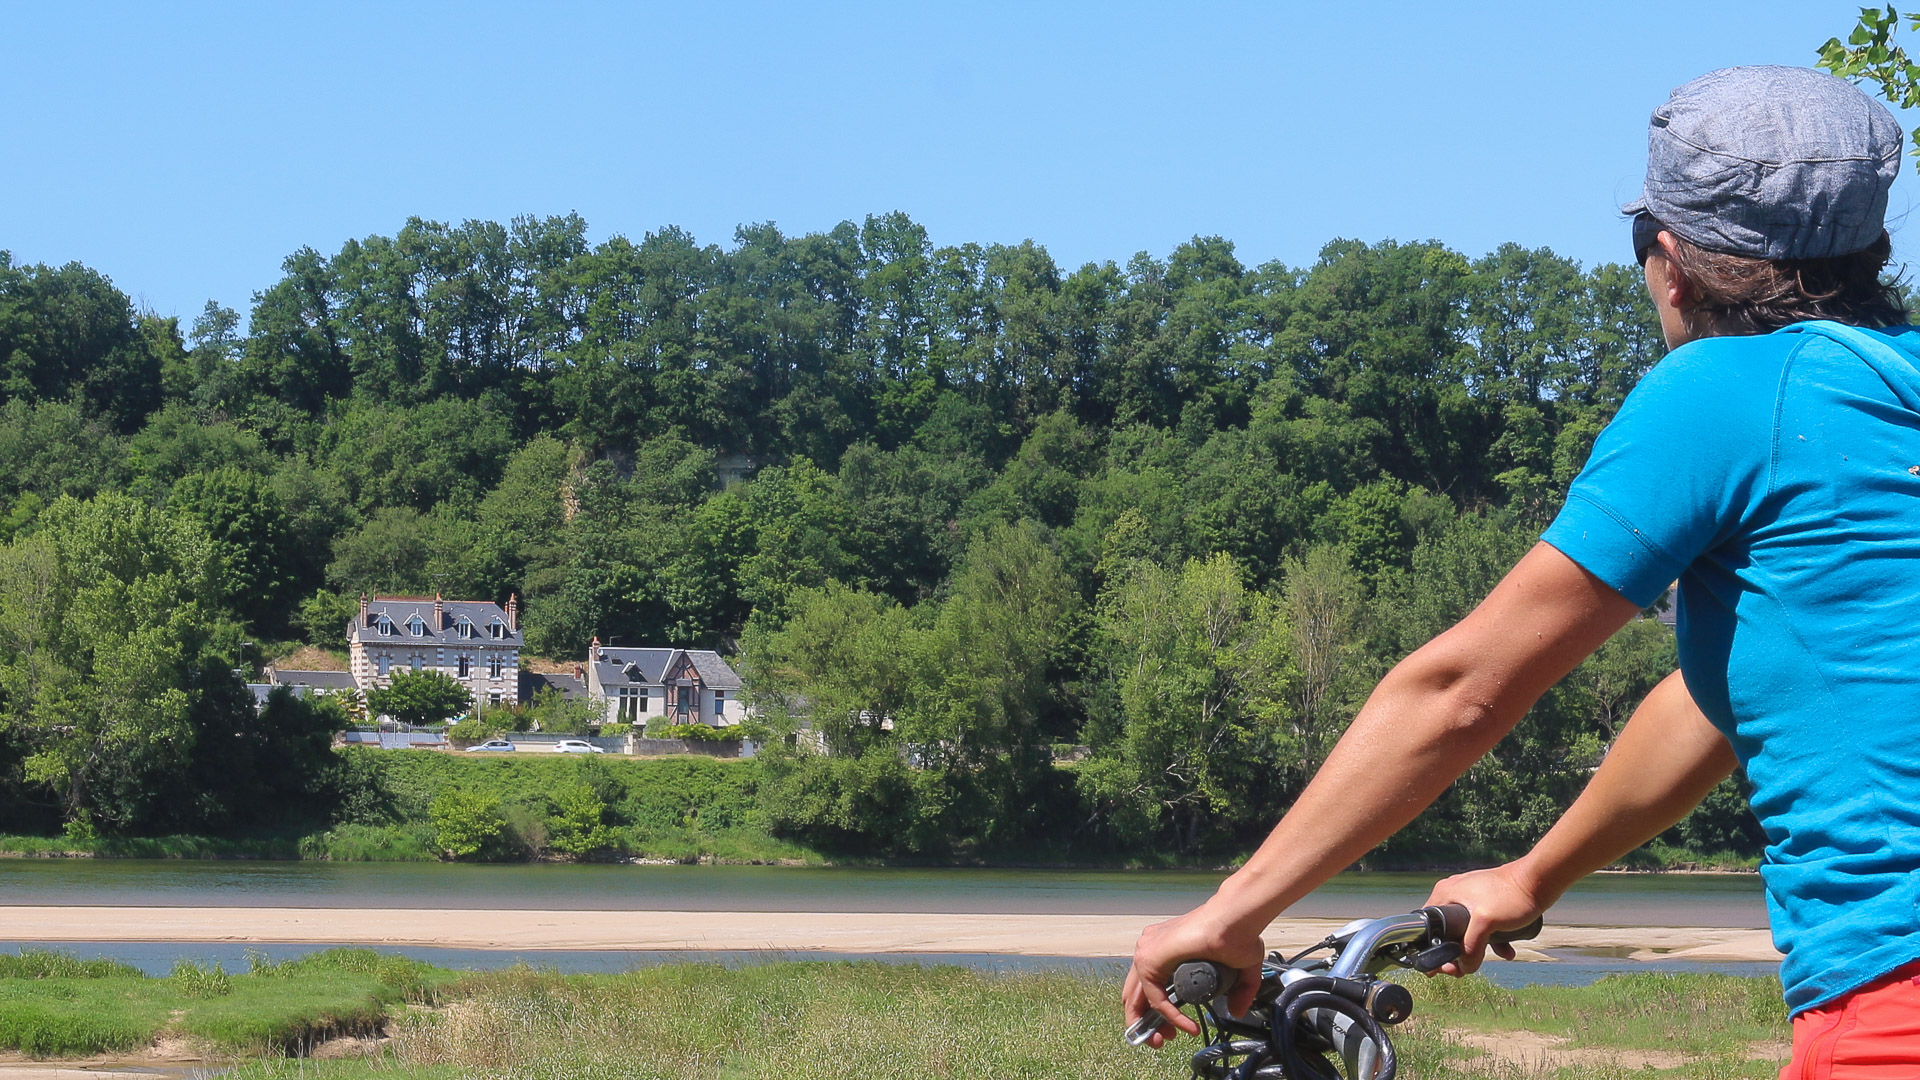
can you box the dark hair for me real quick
[1659,227,1908,335]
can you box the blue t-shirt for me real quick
[1542,320,1920,1015]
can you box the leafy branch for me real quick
[1818,5,1920,165]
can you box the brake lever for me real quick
[1124,961,1238,1046]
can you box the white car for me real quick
[464,738,516,752]
[552,739,605,754]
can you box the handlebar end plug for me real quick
[1366,981,1414,1025]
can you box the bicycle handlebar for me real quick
[1124,904,1546,1077]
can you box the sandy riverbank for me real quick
[0,907,1784,963]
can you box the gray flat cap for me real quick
[1625,65,1902,260]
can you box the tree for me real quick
[0,494,257,835]
[169,467,302,635]
[1080,553,1291,852]
[366,669,471,727]
[1819,7,1920,172]
[1277,544,1369,783]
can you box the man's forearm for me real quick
[1207,544,1642,934]
[1510,670,1736,907]
[1209,657,1524,932]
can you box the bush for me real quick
[428,789,506,860]
[445,715,506,747]
[546,782,615,858]
[657,723,736,743]
[299,823,437,861]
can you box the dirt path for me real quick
[1454,1030,1792,1073]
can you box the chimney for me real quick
[433,593,443,628]
[506,593,519,633]
[360,592,370,628]
[590,635,600,662]
[573,664,585,679]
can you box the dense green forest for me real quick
[0,214,1762,863]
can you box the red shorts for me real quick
[1784,962,1920,1079]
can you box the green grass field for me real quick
[0,950,1793,1078]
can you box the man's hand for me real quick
[1423,863,1549,975]
[1122,904,1264,1047]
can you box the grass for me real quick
[0,951,1794,1077]
[374,963,1791,1080]
[223,1063,460,1079]
[0,947,451,1057]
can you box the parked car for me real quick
[552,739,605,754]
[465,738,515,752]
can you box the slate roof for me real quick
[268,669,359,691]
[522,671,587,701]
[590,647,741,690]
[686,651,742,690]
[347,597,521,647]
[596,647,675,687]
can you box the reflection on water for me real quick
[0,941,1775,992]
[0,861,1769,927]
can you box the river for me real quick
[0,861,1776,988]
[0,860,1769,925]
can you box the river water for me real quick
[0,860,1769,926]
[0,861,1775,989]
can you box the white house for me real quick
[583,639,745,728]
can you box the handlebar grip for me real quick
[1430,903,1472,942]
[1490,916,1544,945]
[1428,904,1546,946]
[1122,961,1239,1046]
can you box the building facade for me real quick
[347,594,523,710]
[583,639,744,728]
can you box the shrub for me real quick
[546,782,615,857]
[658,723,736,743]
[428,789,506,860]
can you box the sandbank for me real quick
[0,907,1785,963]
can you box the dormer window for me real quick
[622,662,641,681]
[489,618,506,639]
[457,618,475,640]
[407,615,426,637]
[376,616,394,637]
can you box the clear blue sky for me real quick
[0,1,1899,322]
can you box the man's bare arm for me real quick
[1425,670,1737,970]
[1123,542,1642,1040]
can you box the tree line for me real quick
[0,217,1761,861]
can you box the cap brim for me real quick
[1621,197,1648,217]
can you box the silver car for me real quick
[464,738,516,752]
[552,739,605,754]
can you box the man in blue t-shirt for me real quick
[1123,66,1920,1078]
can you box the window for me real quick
[376,655,389,676]
[376,616,393,637]
[489,656,503,679]
[457,618,474,639]
[488,691,502,705]
[489,619,506,639]
[618,687,641,723]
[457,656,470,678]
[713,691,726,716]
[407,615,426,637]
[410,656,421,672]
